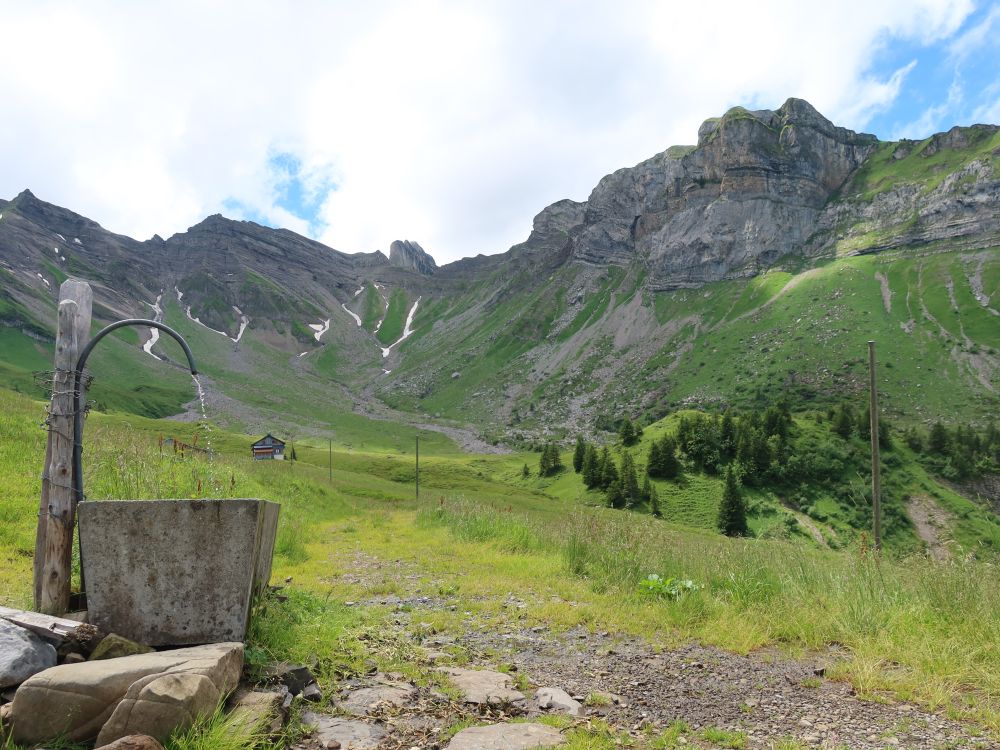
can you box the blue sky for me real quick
[1,1,998,264]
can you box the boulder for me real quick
[226,689,286,737]
[11,642,242,746]
[534,686,583,717]
[0,619,57,688]
[96,734,166,750]
[437,667,525,705]
[89,634,154,661]
[446,723,564,750]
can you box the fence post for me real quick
[868,340,882,552]
[34,280,92,614]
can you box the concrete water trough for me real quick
[79,498,279,646]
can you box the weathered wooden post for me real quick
[34,279,92,614]
[868,340,882,552]
[415,435,420,500]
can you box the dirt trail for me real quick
[907,495,954,562]
[311,549,993,750]
[875,271,893,314]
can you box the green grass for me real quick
[376,288,410,345]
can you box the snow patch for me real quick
[298,351,309,357]
[309,319,331,341]
[73,237,82,244]
[382,368,392,375]
[232,306,249,344]
[175,286,184,302]
[341,303,362,327]
[52,247,60,253]
[142,293,164,360]
[354,285,365,297]
[56,234,66,242]
[381,296,421,358]
[36,272,50,288]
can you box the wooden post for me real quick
[34,280,92,614]
[868,340,882,552]
[415,436,420,501]
[328,438,332,482]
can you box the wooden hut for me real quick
[251,434,286,460]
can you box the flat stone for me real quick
[0,619,57,688]
[301,711,385,750]
[339,682,416,716]
[446,723,565,750]
[534,687,583,717]
[79,499,279,645]
[226,688,286,737]
[90,634,154,661]
[96,734,166,750]
[438,667,524,705]
[11,642,242,746]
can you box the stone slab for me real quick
[79,499,279,645]
[339,681,416,715]
[534,686,583,717]
[446,723,565,750]
[301,711,385,749]
[437,667,525,705]
[11,642,242,746]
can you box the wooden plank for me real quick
[33,279,92,615]
[0,605,88,644]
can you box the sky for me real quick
[1,1,998,265]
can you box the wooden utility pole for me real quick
[868,340,882,552]
[328,438,332,482]
[34,280,92,614]
[415,436,420,500]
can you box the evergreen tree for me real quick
[620,418,638,446]
[539,442,564,477]
[606,479,624,509]
[647,441,663,477]
[582,445,601,488]
[522,463,531,479]
[600,447,618,490]
[929,421,949,456]
[649,483,661,518]
[550,443,564,473]
[641,474,652,502]
[658,435,680,479]
[620,451,640,507]
[720,411,736,457]
[573,435,587,473]
[717,465,748,537]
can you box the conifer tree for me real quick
[538,444,551,477]
[620,451,640,507]
[573,435,586,473]
[522,463,531,478]
[929,421,949,456]
[641,474,652,502]
[582,445,600,488]
[717,465,748,537]
[620,418,638,446]
[600,447,618,489]
[658,435,680,479]
[833,404,854,440]
[606,479,624,509]
[647,441,663,477]
[550,443,564,473]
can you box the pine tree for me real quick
[659,435,679,479]
[573,435,586,473]
[720,410,736,457]
[929,421,949,456]
[606,479,624,509]
[641,474,652,502]
[550,443,564,473]
[647,441,663,477]
[620,419,638,446]
[522,463,531,478]
[539,444,552,477]
[600,447,618,489]
[620,452,639,506]
[582,445,600,488]
[717,465,748,537]
[649,483,661,518]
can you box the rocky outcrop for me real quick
[389,240,437,275]
[10,642,242,746]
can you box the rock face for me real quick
[0,619,57,688]
[389,239,437,275]
[10,642,242,746]
[545,98,879,288]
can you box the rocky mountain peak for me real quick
[389,240,437,275]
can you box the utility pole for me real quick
[415,435,420,501]
[868,340,882,552]
[328,438,332,483]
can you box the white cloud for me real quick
[0,0,979,263]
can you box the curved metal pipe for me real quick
[73,319,198,506]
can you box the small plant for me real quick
[638,574,699,599]
[699,726,746,749]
